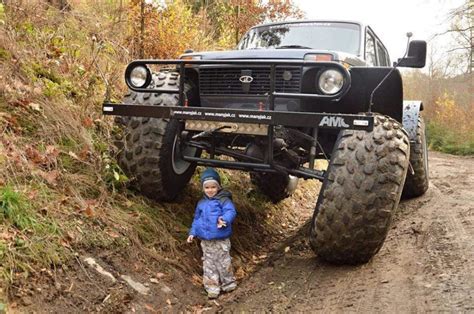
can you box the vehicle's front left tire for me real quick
[114,71,199,201]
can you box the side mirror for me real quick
[397,40,427,68]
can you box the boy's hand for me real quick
[217,217,227,229]
[187,235,194,243]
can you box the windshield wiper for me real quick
[275,45,312,49]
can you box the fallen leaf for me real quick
[84,205,94,217]
[45,146,59,166]
[144,304,155,311]
[284,246,290,253]
[39,170,59,186]
[78,147,91,160]
[25,146,44,165]
[27,190,39,200]
[106,230,120,238]
[82,117,94,128]
[66,231,75,241]
[191,274,202,285]
[68,151,79,160]
[0,231,14,241]
[28,102,41,112]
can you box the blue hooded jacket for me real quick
[189,189,237,240]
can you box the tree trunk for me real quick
[140,0,145,58]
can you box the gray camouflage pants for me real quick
[201,238,236,295]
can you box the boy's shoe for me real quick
[207,292,220,299]
[222,282,237,293]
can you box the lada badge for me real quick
[239,75,254,83]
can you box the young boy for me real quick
[187,168,237,299]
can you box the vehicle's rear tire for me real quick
[250,172,295,203]
[402,116,429,198]
[114,72,199,201]
[309,114,410,264]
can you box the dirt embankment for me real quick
[8,152,473,312]
[219,151,474,312]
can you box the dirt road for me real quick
[221,151,474,312]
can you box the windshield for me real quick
[238,22,361,56]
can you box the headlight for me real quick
[318,69,344,95]
[128,65,151,88]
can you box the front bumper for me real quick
[102,103,374,131]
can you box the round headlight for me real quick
[318,69,344,95]
[129,65,150,88]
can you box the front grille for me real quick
[199,67,301,95]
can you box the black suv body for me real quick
[103,20,429,264]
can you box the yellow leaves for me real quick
[127,0,303,58]
[434,92,468,130]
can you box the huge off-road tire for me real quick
[402,116,429,198]
[309,114,410,264]
[114,72,199,201]
[250,172,293,203]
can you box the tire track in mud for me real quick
[223,152,474,312]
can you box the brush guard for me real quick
[103,59,374,180]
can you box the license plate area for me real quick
[185,120,268,136]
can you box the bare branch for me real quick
[445,46,472,53]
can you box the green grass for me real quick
[427,121,474,155]
[0,185,35,231]
[0,185,69,281]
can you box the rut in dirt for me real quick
[219,151,474,312]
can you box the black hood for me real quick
[187,49,315,60]
[181,49,365,66]
[214,189,233,203]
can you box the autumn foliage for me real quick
[127,0,303,58]
[403,71,474,155]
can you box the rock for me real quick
[161,284,172,294]
[21,296,33,306]
[83,257,116,283]
[121,275,150,295]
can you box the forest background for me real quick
[0,0,472,311]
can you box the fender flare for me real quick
[402,101,424,142]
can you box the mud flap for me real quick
[402,101,423,142]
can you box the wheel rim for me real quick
[171,135,197,175]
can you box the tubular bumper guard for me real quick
[102,59,375,180]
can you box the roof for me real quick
[251,19,365,29]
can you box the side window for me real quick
[376,42,388,66]
[365,32,377,66]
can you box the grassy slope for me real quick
[0,2,321,310]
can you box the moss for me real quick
[0,48,11,61]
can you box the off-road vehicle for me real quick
[103,20,429,264]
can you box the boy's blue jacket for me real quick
[189,189,237,240]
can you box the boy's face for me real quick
[203,182,219,198]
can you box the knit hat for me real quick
[200,168,221,189]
